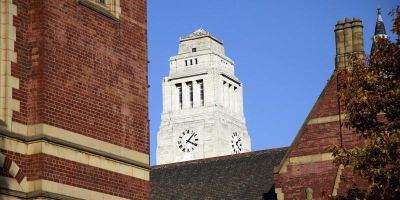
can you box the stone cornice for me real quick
[0,126,150,170]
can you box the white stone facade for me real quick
[156,29,251,165]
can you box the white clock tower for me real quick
[156,29,251,165]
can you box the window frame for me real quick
[78,0,121,21]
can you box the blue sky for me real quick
[147,1,398,165]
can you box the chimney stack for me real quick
[334,17,365,68]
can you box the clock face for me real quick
[231,132,242,154]
[177,130,199,153]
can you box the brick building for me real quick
[273,11,387,200]
[0,0,149,199]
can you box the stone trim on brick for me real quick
[0,177,25,194]
[6,123,149,168]
[1,149,149,199]
[78,0,121,21]
[0,0,19,128]
[274,73,337,175]
[307,114,346,125]
[0,178,130,200]
[0,136,149,180]
[0,153,28,192]
[275,187,284,200]
[332,164,344,197]
[277,152,334,174]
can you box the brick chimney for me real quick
[334,17,365,68]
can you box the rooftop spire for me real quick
[371,8,388,54]
[374,8,387,35]
[377,8,383,21]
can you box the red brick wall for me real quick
[2,0,149,199]
[275,72,367,199]
[1,150,150,199]
[290,122,341,157]
[308,74,340,119]
[12,0,149,154]
[275,161,338,199]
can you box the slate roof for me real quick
[150,147,287,200]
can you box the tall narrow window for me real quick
[187,82,193,108]
[176,83,183,109]
[185,60,188,66]
[195,58,198,64]
[190,59,193,65]
[197,80,204,106]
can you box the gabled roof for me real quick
[151,147,288,200]
[272,72,337,175]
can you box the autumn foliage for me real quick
[332,8,400,200]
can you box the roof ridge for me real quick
[152,147,288,169]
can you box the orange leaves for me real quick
[332,8,400,200]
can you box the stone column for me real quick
[173,83,180,110]
[230,84,235,111]
[183,82,192,109]
[238,87,244,115]
[223,81,228,108]
[220,80,224,107]
[163,80,171,112]
[233,87,238,113]
[193,80,200,108]
[228,84,232,110]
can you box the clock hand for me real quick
[186,140,198,146]
[235,138,241,145]
[186,133,195,143]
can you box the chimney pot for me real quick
[335,23,344,31]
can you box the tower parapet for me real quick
[170,29,234,77]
